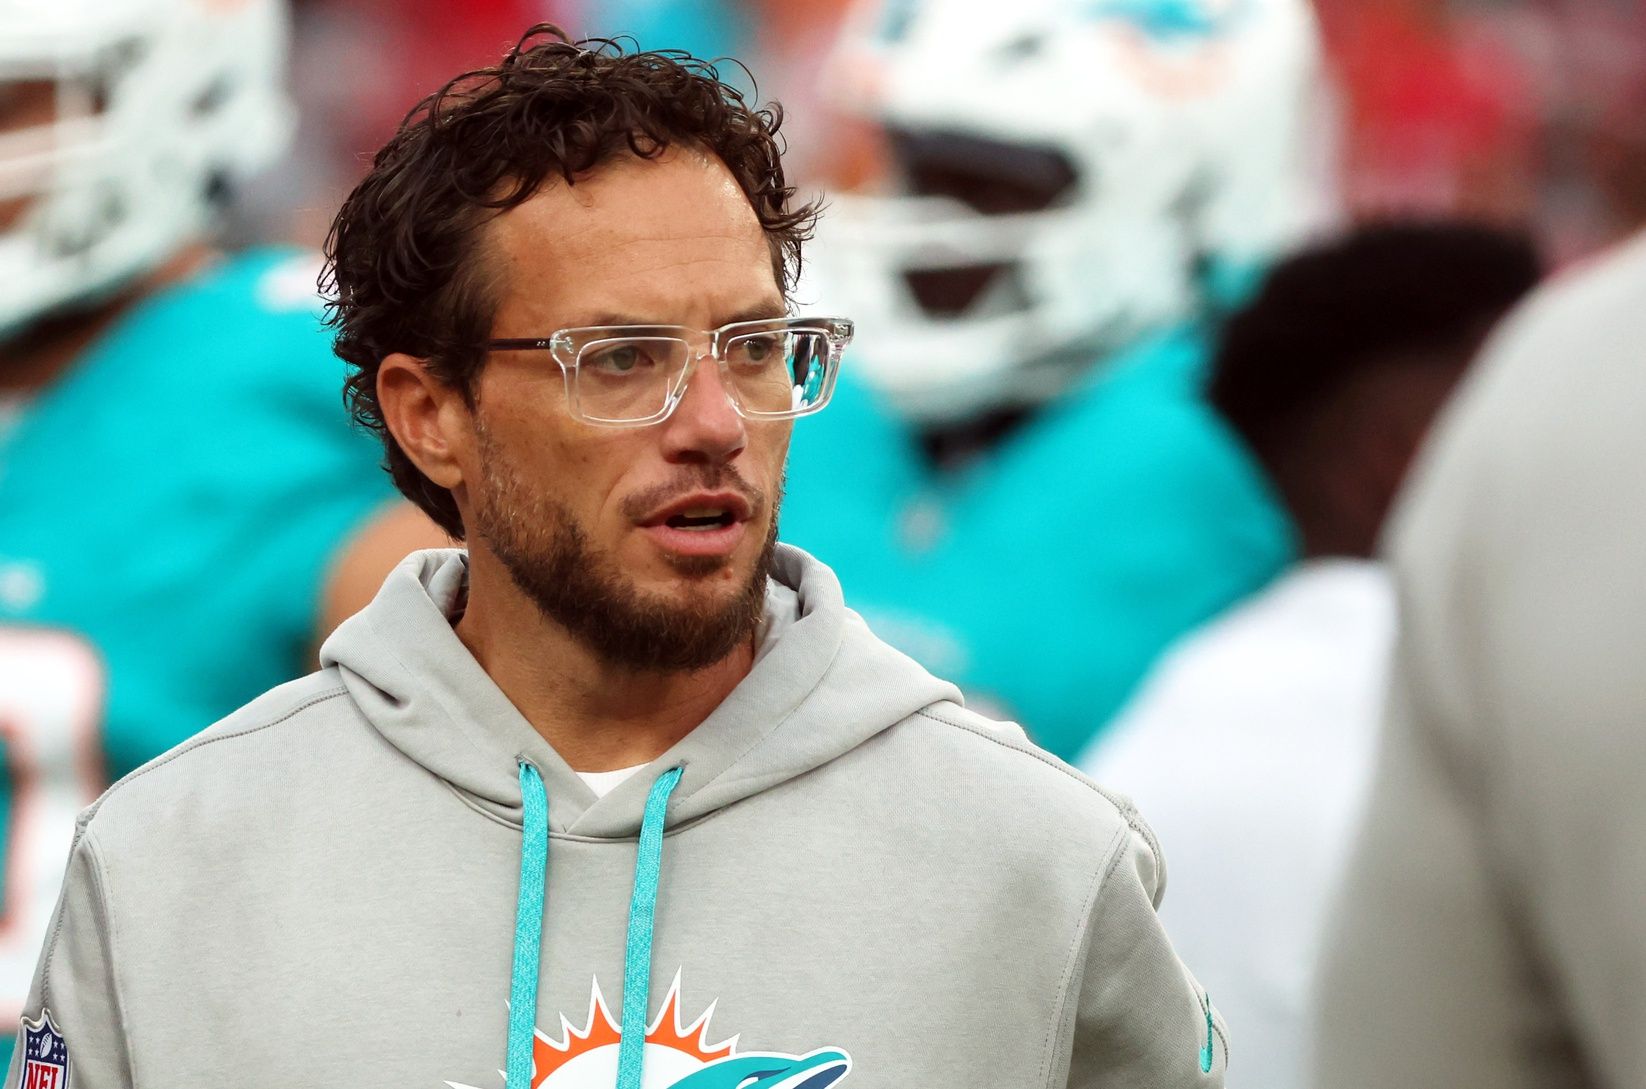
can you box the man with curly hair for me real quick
[8,29,1225,1089]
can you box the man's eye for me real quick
[738,335,780,364]
[587,343,652,374]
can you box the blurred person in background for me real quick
[0,0,443,1058]
[1080,220,1542,1089]
[778,0,1333,759]
[1312,231,1646,1088]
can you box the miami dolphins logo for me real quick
[1083,0,1253,98]
[447,973,852,1089]
[1084,0,1249,42]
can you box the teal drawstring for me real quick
[615,765,685,1089]
[1199,990,1215,1073]
[504,761,683,1089]
[507,761,548,1089]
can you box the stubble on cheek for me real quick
[471,415,782,671]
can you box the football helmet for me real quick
[0,0,291,339]
[814,0,1334,422]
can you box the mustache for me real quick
[619,466,768,523]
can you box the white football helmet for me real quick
[813,0,1334,423]
[0,0,291,339]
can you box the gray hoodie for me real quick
[8,545,1225,1089]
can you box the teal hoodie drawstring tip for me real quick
[507,760,549,1089]
[1199,990,1214,1074]
[505,761,683,1089]
[616,765,685,1089]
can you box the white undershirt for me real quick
[576,764,648,799]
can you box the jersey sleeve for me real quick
[144,249,400,669]
[240,250,399,650]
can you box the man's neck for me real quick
[454,551,756,773]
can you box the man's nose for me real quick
[659,356,747,465]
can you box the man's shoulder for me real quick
[80,670,370,846]
[1409,235,1646,475]
[886,700,1160,863]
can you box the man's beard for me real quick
[469,425,779,673]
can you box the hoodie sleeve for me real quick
[1061,820,1228,1089]
[5,825,133,1089]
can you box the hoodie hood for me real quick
[319,544,960,838]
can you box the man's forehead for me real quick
[484,148,780,323]
[491,148,763,253]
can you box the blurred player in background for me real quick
[1081,220,1542,1089]
[1312,229,1646,1089]
[0,0,443,1058]
[780,0,1332,758]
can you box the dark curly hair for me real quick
[322,25,821,538]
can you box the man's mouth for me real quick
[635,491,756,559]
[638,491,755,530]
[664,506,739,531]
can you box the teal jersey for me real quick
[0,249,395,1043]
[780,326,1297,760]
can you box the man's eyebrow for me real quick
[716,300,790,327]
[563,301,789,330]
[571,311,659,328]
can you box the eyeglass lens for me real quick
[573,330,831,423]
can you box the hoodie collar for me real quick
[320,546,958,839]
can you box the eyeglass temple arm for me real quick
[483,338,557,351]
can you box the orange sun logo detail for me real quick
[446,972,853,1089]
[530,974,737,1085]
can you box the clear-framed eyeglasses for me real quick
[484,316,854,427]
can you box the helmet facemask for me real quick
[0,0,292,341]
[812,0,1333,425]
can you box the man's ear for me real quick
[377,353,472,491]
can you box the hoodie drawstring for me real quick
[616,765,684,1088]
[508,761,549,1089]
[507,760,685,1089]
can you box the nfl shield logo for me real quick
[20,1010,69,1089]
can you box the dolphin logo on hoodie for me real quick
[669,1050,851,1089]
[447,974,853,1089]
